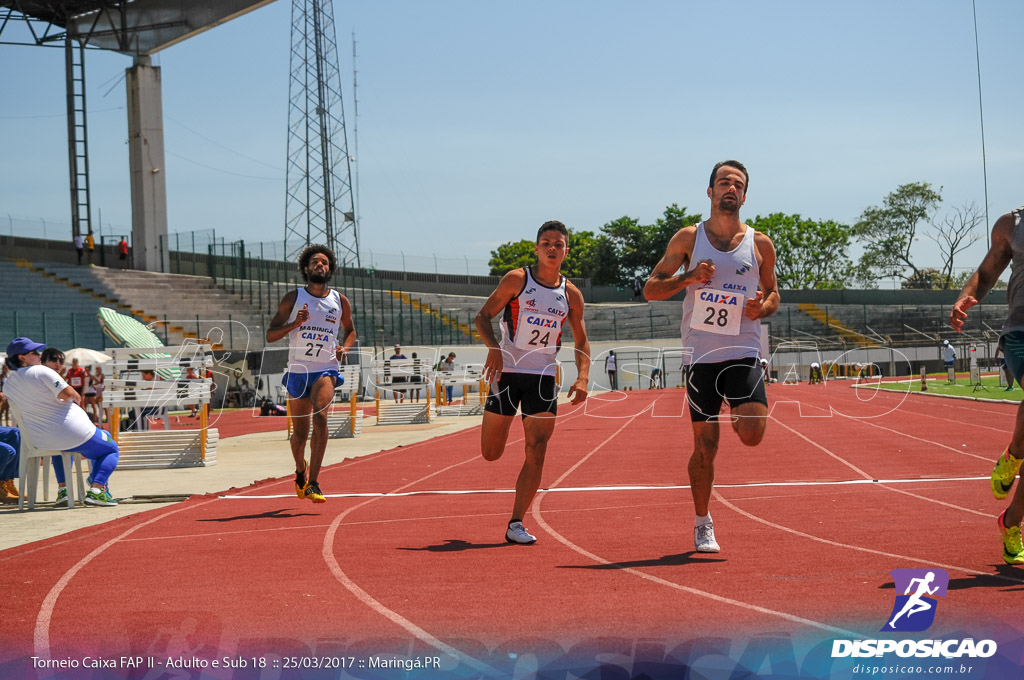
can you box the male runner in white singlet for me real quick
[645,160,780,553]
[475,221,590,544]
[951,205,1024,564]
[267,245,356,503]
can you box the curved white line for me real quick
[713,491,1024,585]
[321,455,502,676]
[34,499,219,659]
[531,403,863,638]
[319,408,594,674]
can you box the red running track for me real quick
[2,383,1024,677]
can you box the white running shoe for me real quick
[694,522,720,553]
[505,521,537,545]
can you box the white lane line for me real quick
[771,416,993,517]
[713,491,1024,585]
[34,499,220,662]
[317,407,592,677]
[321,453,503,677]
[529,405,864,638]
[217,475,991,500]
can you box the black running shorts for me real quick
[484,372,558,418]
[685,357,767,422]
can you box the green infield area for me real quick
[866,374,1022,401]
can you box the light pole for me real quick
[972,0,991,248]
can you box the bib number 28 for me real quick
[689,289,745,336]
[703,307,730,328]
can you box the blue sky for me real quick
[2,1,1022,277]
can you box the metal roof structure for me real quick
[0,0,274,54]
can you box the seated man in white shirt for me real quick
[4,337,120,506]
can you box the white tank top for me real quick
[286,287,344,372]
[498,267,568,376]
[680,222,762,363]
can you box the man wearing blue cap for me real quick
[3,337,120,506]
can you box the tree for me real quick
[854,182,943,285]
[487,228,617,280]
[929,201,983,289]
[902,267,944,290]
[598,205,702,286]
[488,239,536,276]
[747,213,855,289]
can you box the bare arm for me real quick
[745,232,781,320]
[565,282,590,405]
[265,290,304,344]
[335,294,357,360]
[644,226,714,300]
[58,385,82,406]
[474,270,526,382]
[951,213,1014,331]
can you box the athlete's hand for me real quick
[294,304,310,327]
[567,377,589,405]
[950,295,977,332]
[744,290,764,320]
[689,259,715,285]
[335,344,348,361]
[482,347,504,383]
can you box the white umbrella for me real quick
[63,347,113,367]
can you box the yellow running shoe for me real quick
[991,448,1023,500]
[295,459,309,498]
[302,481,326,504]
[998,510,1024,565]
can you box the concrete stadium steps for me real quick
[796,303,880,348]
[0,259,115,349]
[40,266,271,351]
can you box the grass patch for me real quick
[868,374,1021,401]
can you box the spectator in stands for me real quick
[73,233,84,265]
[91,364,106,423]
[3,337,119,506]
[633,275,644,300]
[0,364,9,426]
[138,369,170,431]
[238,378,256,408]
[0,426,20,503]
[82,365,99,424]
[441,352,457,404]
[389,344,407,403]
[65,357,87,400]
[118,236,129,269]
[941,340,957,371]
[950,205,1024,565]
[606,350,619,391]
[409,352,423,403]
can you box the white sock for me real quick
[90,486,103,494]
[695,513,712,527]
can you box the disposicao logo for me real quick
[831,568,997,660]
[882,568,947,632]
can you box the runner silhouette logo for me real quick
[882,568,949,632]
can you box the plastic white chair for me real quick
[10,403,88,511]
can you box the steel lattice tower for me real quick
[284,0,359,265]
